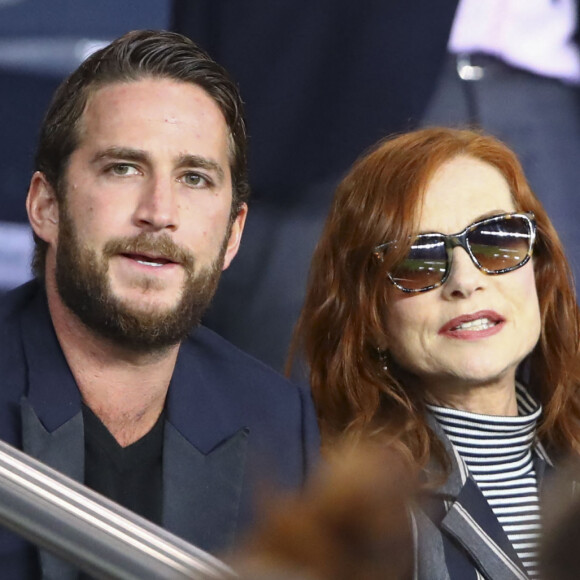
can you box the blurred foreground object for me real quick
[234,443,417,580]
[538,460,580,580]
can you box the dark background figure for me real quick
[0,0,171,289]
[422,0,580,287]
[3,1,580,372]
[172,0,459,370]
[173,0,580,372]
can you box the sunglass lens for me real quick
[468,217,531,272]
[390,236,447,291]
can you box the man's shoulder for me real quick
[175,325,320,468]
[182,324,296,390]
[0,281,43,413]
[0,280,41,327]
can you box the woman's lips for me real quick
[438,310,506,340]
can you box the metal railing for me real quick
[0,439,235,579]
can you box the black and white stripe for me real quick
[428,384,542,578]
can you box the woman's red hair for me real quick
[289,127,580,470]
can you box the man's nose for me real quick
[132,177,179,232]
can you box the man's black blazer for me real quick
[0,280,320,578]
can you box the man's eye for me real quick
[110,164,139,176]
[182,173,210,188]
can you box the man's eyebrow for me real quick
[91,147,150,165]
[176,154,225,184]
[90,149,227,184]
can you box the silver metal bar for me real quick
[0,439,235,579]
[0,38,108,75]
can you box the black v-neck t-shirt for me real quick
[82,404,164,526]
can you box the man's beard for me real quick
[55,205,227,353]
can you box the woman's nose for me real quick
[441,246,486,299]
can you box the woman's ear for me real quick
[26,172,59,246]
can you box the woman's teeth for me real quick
[453,318,496,331]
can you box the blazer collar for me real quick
[424,412,555,494]
[165,340,238,455]
[21,287,242,455]
[19,287,249,556]
[425,413,467,497]
[20,285,82,432]
[161,337,250,552]
[424,413,529,580]
[17,288,83,579]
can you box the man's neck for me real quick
[46,282,179,447]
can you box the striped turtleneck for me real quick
[427,384,542,578]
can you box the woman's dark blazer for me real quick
[413,414,563,580]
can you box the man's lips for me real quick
[438,310,506,339]
[120,253,179,267]
[104,233,194,271]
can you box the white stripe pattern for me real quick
[428,384,542,578]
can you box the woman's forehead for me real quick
[417,156,516,234]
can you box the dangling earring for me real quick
[377,348,389,372]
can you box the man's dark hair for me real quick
[32,29,249,277]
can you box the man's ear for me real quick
[26,172,59,246]
[222,202,248,271]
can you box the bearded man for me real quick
[0,30,319,578]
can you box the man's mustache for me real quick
[102,234,195,271]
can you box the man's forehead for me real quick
[76,76,235,165]
[75,79,232,160]
[80,78,220,124]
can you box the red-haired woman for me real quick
[290,128,580,579]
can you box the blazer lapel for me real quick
[161,343,249,554]
[19,290,84,480]
[19,290,84,580]
[533,439,554,495]
[162,423,248,554]
[440,479,527,580]
[20,399,84,580]
[426,415,528,580]
[20,398,84,482]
